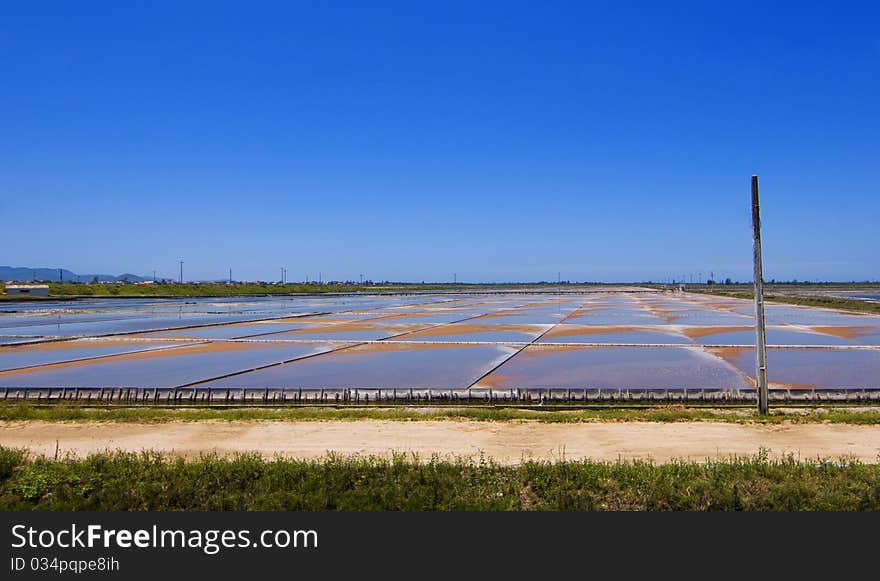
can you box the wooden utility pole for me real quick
[751,175,769,415]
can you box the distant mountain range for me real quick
[0,266,151,283]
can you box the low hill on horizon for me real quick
[0,266,151,283]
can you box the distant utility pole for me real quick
[179,261,184,284]
[751,175,769,415]
[153,270,157,282]
[229,268,232,283]
[453,273,457,284]
[59,269,63,284]
[319,272,322,284]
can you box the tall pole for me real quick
[229,268,232,283]
[179,261,183,284]
[751,175,769,415]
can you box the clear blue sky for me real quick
[2,1,878,283]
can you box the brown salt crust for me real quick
[128,320,319,338]
[279,322,424,334]
[345,341,484,354]
[543,325,644,338]
[0,341,243,377]
[681,326,752,339]
[274,316,367,324]
[515,344,600,356]
[359,312,456,322]
[126,330,204,339]
[238,319,310,326]
[470,312,515,319]
[400,323,546,338]
[810,326,875,340]
[643,307,678,322]
[0,339,168,354]
[255,316,330,323]
[474,373,519,389]
[706,346,750,360]
[769,381,817,390]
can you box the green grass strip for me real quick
[1,447,878,510]
[690,288,880,315]
[3,403,880,424]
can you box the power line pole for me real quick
[229,268,232,283]
[751,175,769,415]
[179,261,184,284]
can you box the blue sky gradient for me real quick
[2,1,878,282]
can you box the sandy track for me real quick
[3,420,880,464]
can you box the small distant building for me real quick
[4,284,49,297]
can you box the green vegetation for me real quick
[3,280,877,303]
[0,281,591,300]
[1,447,877,510]
[3,403,880,424]
[692,287,880,315]
[47,281,439,297]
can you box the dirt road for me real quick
[3,420,880,464]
